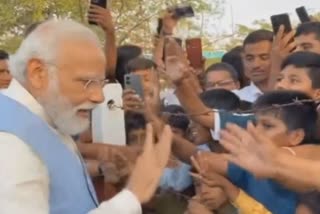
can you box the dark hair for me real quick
[239,100,253,111]
[222,46,247,87]
[115,45,142,87]
[281,51,320,89]
[126,57,156,74]
[298,191,320,214]
[205,62,239,81]
[199,89,241,111]
[0,50,9,60]
[254,90,318,145]
[243,29,273,46]
[163,105,190,133]
[296,22,320,41]
[125,111,146,145]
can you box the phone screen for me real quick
[271,13,292,34]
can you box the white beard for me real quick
[37,75,96,136]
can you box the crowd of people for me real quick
[1,3,320,214]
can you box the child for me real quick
[225,90,319,214]
[275,51,320,99]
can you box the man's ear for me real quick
[313,89,320,100]
[288,129,305,146]
[26,59,48,89]
[235,81,241,90]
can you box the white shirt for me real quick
[161,88,181,106]
[233,82,263,103]
[0,79,142,214]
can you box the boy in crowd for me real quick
[126,57,158,97]
[164,38,320,213]
[275,51,320,100]
[125,111,147,146]
[197,91,319,214]
[167,49,320,154]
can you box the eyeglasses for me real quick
[206,79,235,88]
[82,79,110,91]
[44,62,109,92]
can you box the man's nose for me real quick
[89,87,105,104]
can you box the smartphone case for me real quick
[92,83,126,145]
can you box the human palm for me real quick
[220,123,279,179]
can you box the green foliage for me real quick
[0,0,223,53]
[223,19,272,50]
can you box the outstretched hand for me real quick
[127,124,173,203]
[220,122,279,179]
[272,25,297,61]
[163,38,191,84]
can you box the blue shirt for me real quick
[160,144,211,192]
[228,163,298,214]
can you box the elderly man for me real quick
[0,19,172,214]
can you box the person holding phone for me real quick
[88,3,117,81]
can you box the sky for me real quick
[219,0,320,33]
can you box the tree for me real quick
[0,0,87,52]
[216,19,272,51]
[0,0,224,53]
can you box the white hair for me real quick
[9,19,101,83]
[37,68,95,136]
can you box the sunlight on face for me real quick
[275,66,315,98]
[37,71,96,136]
[255,113,290,147]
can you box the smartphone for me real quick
[173,5,195,19]
[92,83,126,145]
[296,6,311,23]
[186,38,203,69]
[89,0,107,25]
[271,13,292,34]
[124,74,144,99]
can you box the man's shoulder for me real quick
[0,132,47,172]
